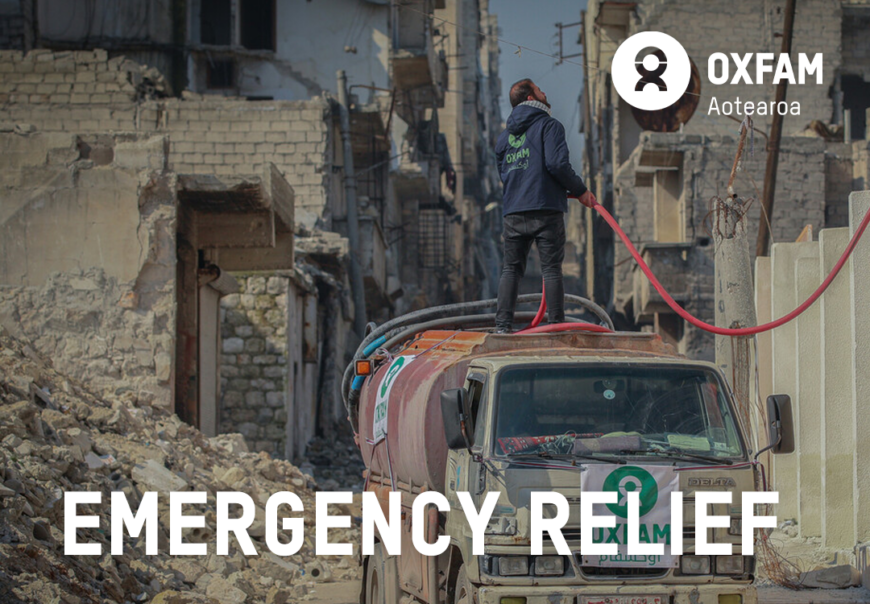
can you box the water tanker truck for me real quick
[342,295,794,604]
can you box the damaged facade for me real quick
[0,0,502,461]
[579,0,870,359]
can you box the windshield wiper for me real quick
[575,452,627,464]
[508,451,625,464]
[621,447,733,465]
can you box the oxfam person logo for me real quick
[508,133,526,148]
[611,32,691,111]
[602,466,658,518]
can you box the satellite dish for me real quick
[631,54,701,132]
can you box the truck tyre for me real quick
[453,563,471,604]
[365,542,387,604]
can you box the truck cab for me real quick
[442,355,760,604]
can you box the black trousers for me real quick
[496,209,566,329]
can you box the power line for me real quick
[402,3,702,99]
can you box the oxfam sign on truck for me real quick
[371,355,416,444]
[581,465,679,568]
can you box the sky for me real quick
[489,0,588,164]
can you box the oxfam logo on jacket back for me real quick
[505,133,529,170]
[612,31,691,111]
[508,133,526,148]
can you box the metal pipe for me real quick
[337,69,368,337]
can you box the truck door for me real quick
[466,371,489,503]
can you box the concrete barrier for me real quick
[770,241,819,523]
[819,227,855,550]
[794,255,821,538]
[849,192,870,544]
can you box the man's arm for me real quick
[542,119,587,197]
[495,134,506,176]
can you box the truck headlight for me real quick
[532,556,565,576]
[680,555,711,574]
[498,556,529,576]
[715,555,745,575]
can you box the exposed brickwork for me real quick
[0,50,333,218]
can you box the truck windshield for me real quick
[493,365,744,460]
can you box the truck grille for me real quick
[580,566,670,579]
[543,527,582,542]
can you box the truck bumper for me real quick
[475,583,757,604]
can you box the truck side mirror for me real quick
[440,388,474,451]
[766,394,794,454]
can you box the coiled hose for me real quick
[341,293,613,409]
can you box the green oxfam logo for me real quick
[508,133,526,148]
[602,466,658,518]
[380,356,406,397]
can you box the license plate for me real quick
[580,597,664,604]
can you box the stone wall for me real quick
[0,49,334,223]
[0,131,177,406]
[219,274,290,457]
[635,0,842,136]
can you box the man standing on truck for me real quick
[494,78,596,333]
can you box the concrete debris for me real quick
[0,329,361,604]
[800,565,863,589]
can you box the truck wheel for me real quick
[453,563,471,604]
[365,542,387,604]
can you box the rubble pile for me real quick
[0,330,361,604]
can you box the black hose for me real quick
[341,294,613,406]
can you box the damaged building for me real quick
[0,0,503,460]
[578,0,870,359]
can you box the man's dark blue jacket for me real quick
[495,103,587,216]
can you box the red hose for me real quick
[527,280,547,329]
[592,201,870,336]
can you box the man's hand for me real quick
[570,191,597,208]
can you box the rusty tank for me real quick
[356,329,677,492]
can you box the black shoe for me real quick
[494,327,512,334]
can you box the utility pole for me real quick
[336,70,368,338]
[756,0,797,257]
[715,119,757,426]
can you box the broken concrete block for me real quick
[131,459,188,493]
[205,577,247,604]
[210,433,249,455]
[304,560,332,583]
[167,559,207,584]
[800,564,862,588]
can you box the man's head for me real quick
[509,78,550,108]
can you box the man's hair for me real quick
[509,78,534,108]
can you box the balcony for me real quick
[390,0,446,106]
